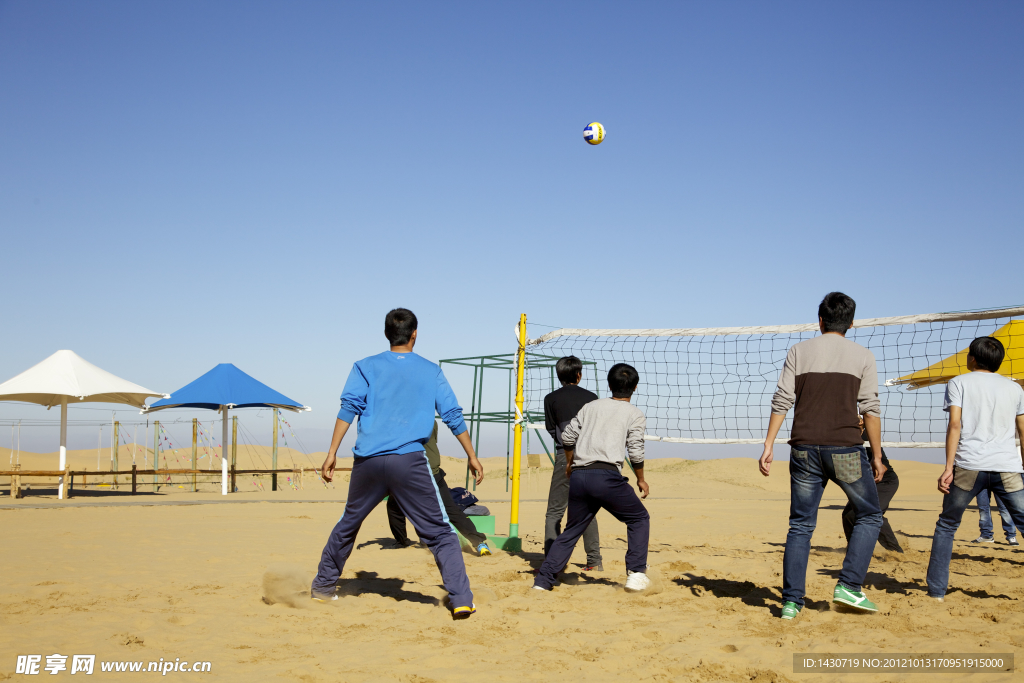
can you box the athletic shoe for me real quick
[533,585,551,591]
[780,602,802,620]
[583,564,604,572]
[972,536,996,543]
[477,543,492,556]
[832,584,877,612]
[929,595,945,602]
[310,589,338,602]
[1007,537,1019,546]
[624,571,651,593]
[452,603,476,620]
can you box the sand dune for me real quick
[1,456,1021,682]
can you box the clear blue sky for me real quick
[1,1,1021,457]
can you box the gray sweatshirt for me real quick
[560,398,646,469]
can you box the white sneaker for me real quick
[624,571,651,593]
[972,536,995,543]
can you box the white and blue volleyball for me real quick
[583,122,605,145]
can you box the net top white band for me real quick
[526,305,1024,346]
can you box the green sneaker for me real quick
[833,583,877,612]
[781,601,802,620]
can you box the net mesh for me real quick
[523,308,1024,447]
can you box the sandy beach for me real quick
[1,454,1021,682]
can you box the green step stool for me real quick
[457,515,521,552]
[467,515,495,535]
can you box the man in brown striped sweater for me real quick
[758,292,885,619]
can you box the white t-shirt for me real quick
[944,371,1024,472]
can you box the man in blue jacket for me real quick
[311,308,485,619]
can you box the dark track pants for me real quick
[546,450,602,566]
[843,472,903,552]
[311,452,473,609]
[535,468,649,590]
[387,468,487,548]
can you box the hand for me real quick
[938,468,954,494]
[321,452,337,483]
[758,446,774,477]
[871,457,887,483]
[565,461,573,479]
[637,479,649,499]
[468,455,485,485]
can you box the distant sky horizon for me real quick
[1,2,1020,465]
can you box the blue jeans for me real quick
[977,489,1017,540]
[783,445,882,606]
[927,469,1024,597]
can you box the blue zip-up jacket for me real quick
[337,351,467,458]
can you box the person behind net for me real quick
[310,308,485,620]
[386,419,492,555]
[759,292,885,620]
[972,487,1018,546]
[542,356,603,571]
[841,417,903,553]
[926,336,1024,601]
[533,363,651,593]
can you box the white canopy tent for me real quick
[0,350,167,498]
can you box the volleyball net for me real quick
[522,305,1024,448]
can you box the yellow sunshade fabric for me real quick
[890,320,1024,390]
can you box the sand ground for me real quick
[1,454,1022,682]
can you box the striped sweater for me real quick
[771,333,880,447]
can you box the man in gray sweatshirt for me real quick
[533,363,651,593]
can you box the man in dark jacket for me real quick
[842,420,902,552]
[387,420,491,555]
[543,356,603,570]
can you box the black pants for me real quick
[535,469,650,590]
[843,471,902,552]
[387,468,487,548]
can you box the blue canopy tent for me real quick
[144,363,310,495]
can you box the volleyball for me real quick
[583,122,605,145]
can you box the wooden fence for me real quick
[0,464,352,499]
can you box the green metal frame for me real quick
[439,352,598,490]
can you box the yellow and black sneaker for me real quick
[452,603,476,620]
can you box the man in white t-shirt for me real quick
[926,336,1024,600]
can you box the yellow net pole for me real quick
[509,313,526,538]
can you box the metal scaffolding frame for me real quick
[439,352,600,489]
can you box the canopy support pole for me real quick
[153,421,159,492]
[113,421,119,489]
[58,398,67,499]
[192,419,198,493]
[221,407,229,495]
[272,409,279,491]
